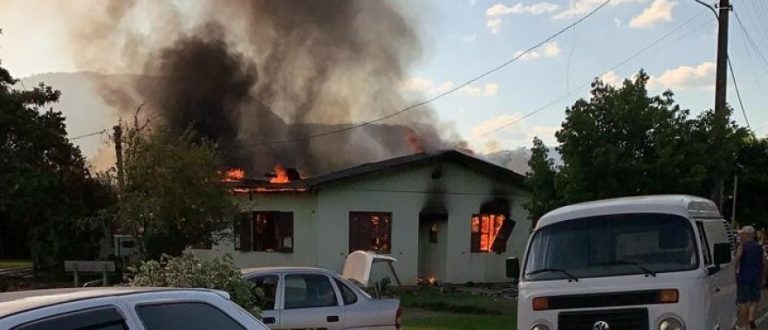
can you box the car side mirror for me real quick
[713,242,732,265]
[506,257,520,281]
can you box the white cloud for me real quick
[486,2,560,33]
[543,42,562,57]
[461,83,500,97]
[487,2,560,16]
[649,61,716,89]
[400,78,433,92]
[514,41,561,60]
[435,81,456,94]
[554,0,645,20]
[470,114,560,149]
[614,18,622,27]
[401,78,497,97]
[630,0,677,28]
[600,70,621,86]
[487,18,503,34]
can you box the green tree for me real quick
[732,137,768,227]
[120,125,235,259]
[526,71,749,220]
[524,137,559,225]
[0,56,115,269]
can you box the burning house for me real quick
[192,150,532,285]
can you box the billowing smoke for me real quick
[70,0,464,175]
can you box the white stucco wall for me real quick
[191,192,319,268]
[193,160,532,285]
[313,162,531,285]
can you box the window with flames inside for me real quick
[236,211,294,253]
[471,214,514,253]
[349,212,391,254]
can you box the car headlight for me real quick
[531,324,551,330]
[659,317,684,330]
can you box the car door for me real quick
[247,274,282,329]
[696,220,720,328]
[278,273,345,330]
[702,219,737,328]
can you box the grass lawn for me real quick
[0,259,31,269]
[396,287,517,330]
[403,310,516,330]
[398,288,516,315]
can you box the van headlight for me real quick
[531,324,551,330]
[658,317,684,330]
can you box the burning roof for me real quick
[225,150,527,194]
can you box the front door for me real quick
[279,273,345,329]
[418,213,448,283]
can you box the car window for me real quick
[13,306,127,330]
[137,302,245,330]
[284,274,338,309]
[248,275,279,310]
[334,278,358,305]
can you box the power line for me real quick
[474,13,705,138]
[733,11,768,71]
[250,0,613,146]
[726,57,752,131]
[70,129,108,141]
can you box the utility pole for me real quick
[714,0,730,117]
[113,124,125,197]
[695,0,731,209]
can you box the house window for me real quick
[471,214,507,253]
[236,211,293,253]
[349,212,391,254]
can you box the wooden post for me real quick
[73,264,79,287]
[102,263,109,286]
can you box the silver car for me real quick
[0,287,269,330]
[242,267,401,330]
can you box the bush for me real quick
[129,253,262,316]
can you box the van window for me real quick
[696,222,713,266]
[524,213,698,281]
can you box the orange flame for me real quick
[270,164,290,183]
[405,129,424,153]
[223,168,246,182]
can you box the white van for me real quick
[508,195,736,330]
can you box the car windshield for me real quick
[524,213,698,281]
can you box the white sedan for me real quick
[0,287,269,330]
[242,252,401,330]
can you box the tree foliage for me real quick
[525,71,751,222]
[0,58,115,267]
[130,253,263,316]
[120,124,235,259]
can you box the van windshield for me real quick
[524,213,698,281]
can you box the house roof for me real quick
[227,150,526,192]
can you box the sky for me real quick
[1,0,767,158]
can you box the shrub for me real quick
[129,253,262,316]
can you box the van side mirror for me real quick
[713,242,732,265]
[506,257,520,280]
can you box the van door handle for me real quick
[327,315,339,322]
[715,288,721,293]
[262,317,276,324]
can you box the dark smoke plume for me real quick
[71,0,464,175]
